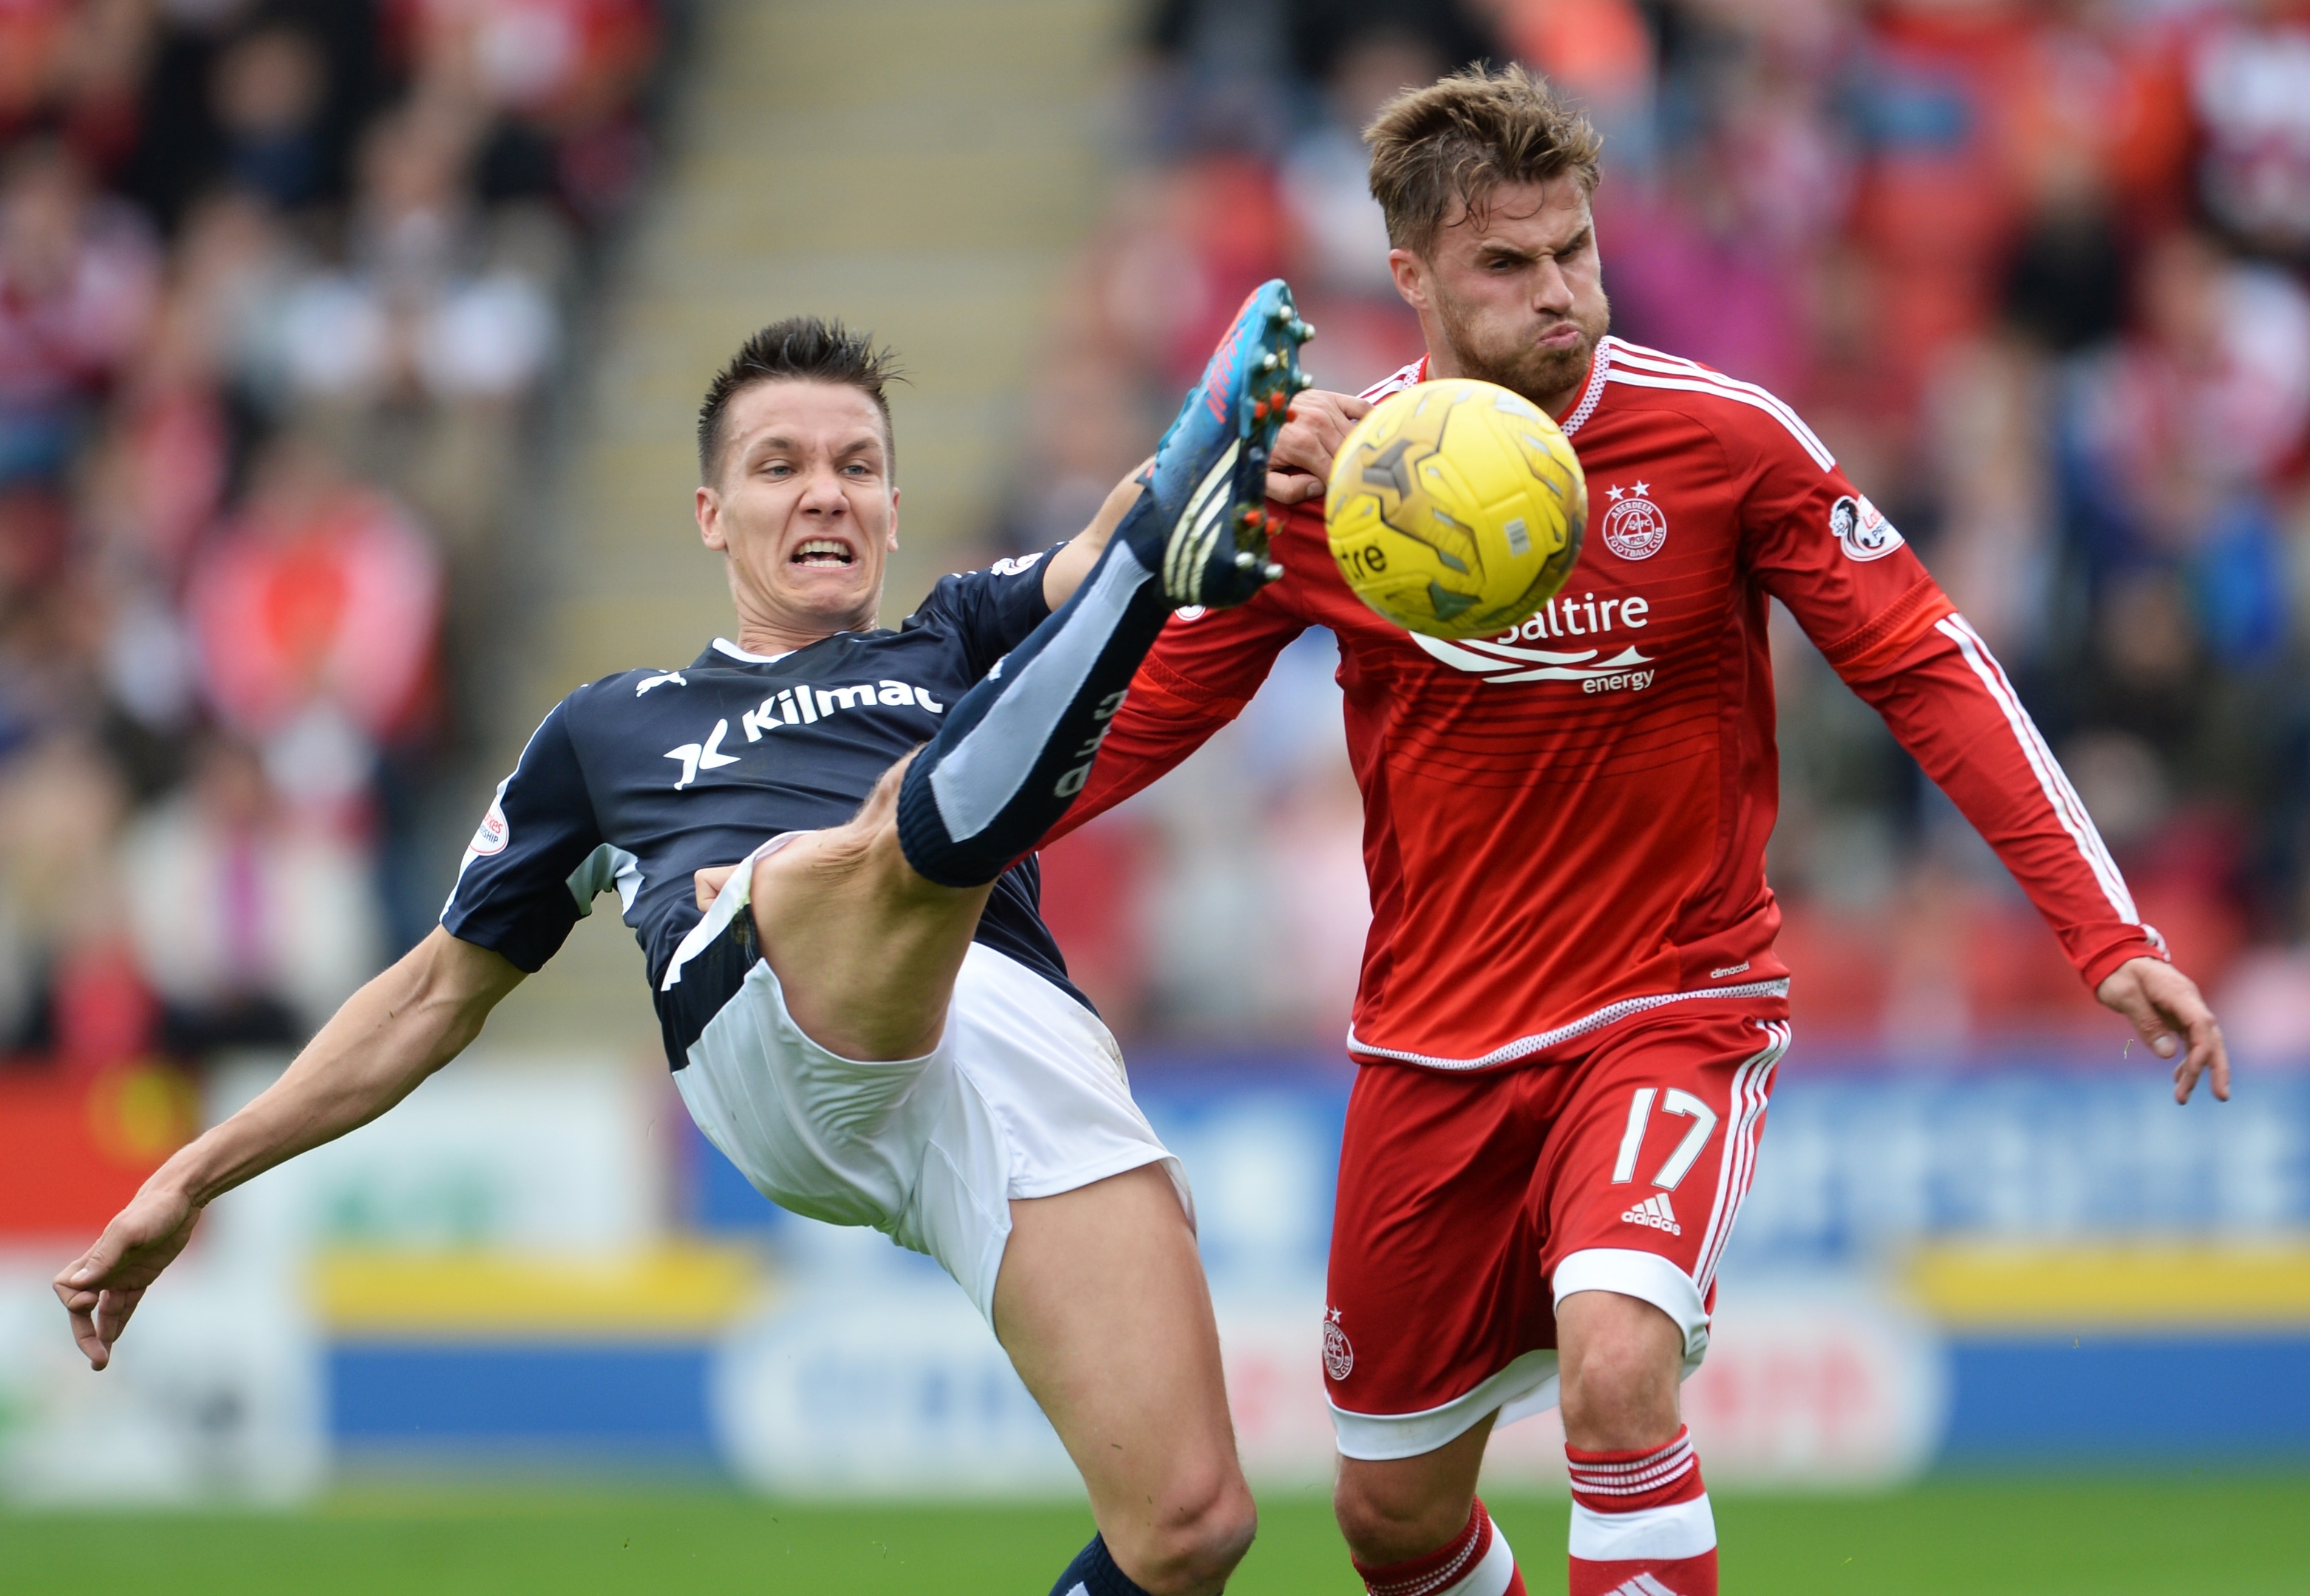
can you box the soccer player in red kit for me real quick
[1050,66,2229,1596]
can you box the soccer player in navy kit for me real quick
[54,290,1315,1596]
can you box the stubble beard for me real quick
[1437,290,1611,414]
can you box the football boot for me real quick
[1120,277,1314,607]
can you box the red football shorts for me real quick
[1323,1009,1790,1460]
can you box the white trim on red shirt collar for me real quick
[1357,342,1613,436]
[1558,337,1613,438]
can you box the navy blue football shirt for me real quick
[442,550,1090,1071]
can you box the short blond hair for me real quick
[1366,64,1604,256]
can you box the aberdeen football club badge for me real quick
[1601,482,1667,560]
[1322,1306,1354,1380]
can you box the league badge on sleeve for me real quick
[1830,494,1904,561]
[469,796,509,856]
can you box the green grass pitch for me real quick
[1,1479,2302,1594]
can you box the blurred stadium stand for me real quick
[0,0,678,1078]
[1017,0,2310,1060]
[4,0,2310,1500]
[497,0,1136,1048]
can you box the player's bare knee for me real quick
[1558,1293,1684,1450]
[1112,1463,1256,1595]
[1331,1467,1468,1566]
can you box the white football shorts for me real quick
[671,857,1190,1319]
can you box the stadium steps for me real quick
[489,0,1129,1049]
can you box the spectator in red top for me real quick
[185,432,442,815]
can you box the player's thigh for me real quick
[1539,1012,1791,1360]
[1326,1062,1556,1428]
[750,749,968,925]
[992,1163,1243,1518]
[747,758,995,1060]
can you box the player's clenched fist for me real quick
[52,1183,201,1370]
[1266,389,1370,503]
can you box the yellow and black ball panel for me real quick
[1324,379,1588,640]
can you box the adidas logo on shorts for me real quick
[1621,1192,1681,1236]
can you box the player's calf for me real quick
[1564,1427,1717,1596]
[1049,1468,1257,1596]
[1346,1499,1528,1596]
[1006,1166,1255,1596]
[893,280,1307,890]
[1558,1293,1717,1596]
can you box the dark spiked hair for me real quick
[696,316,905,481]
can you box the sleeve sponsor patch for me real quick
[469,797,510,856]
[1830,494,1904,562]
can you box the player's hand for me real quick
[1266,390,1369,505]
[2096,955,2228,1104]
[53,1183,201,1370]
[695,863,739,910]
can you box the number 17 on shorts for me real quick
[1557,1016,1790,1323]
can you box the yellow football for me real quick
[1323,378,1587,640]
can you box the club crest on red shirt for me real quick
[1602,482,1667,560]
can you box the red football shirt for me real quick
[1056,337,2165,1070]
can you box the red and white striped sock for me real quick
[1352,1496,1527,1596]
[1564,1425,1718,1596]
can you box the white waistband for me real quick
[1345,979,1791,1071]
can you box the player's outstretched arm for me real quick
[2098,955,2229,1104]
[52,927,525,1369]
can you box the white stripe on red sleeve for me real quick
[1933,615,2141,925]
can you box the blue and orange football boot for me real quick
[1117,278,1313,608]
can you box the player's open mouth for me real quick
[791,539,856,568]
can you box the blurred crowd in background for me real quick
[7,0,2309,1082]
[0,0,669,1078]
[1021,0,2310,1059]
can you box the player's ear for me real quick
[1387,248,1429,312]
[885,485,900,550]
[696,484,726,552]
